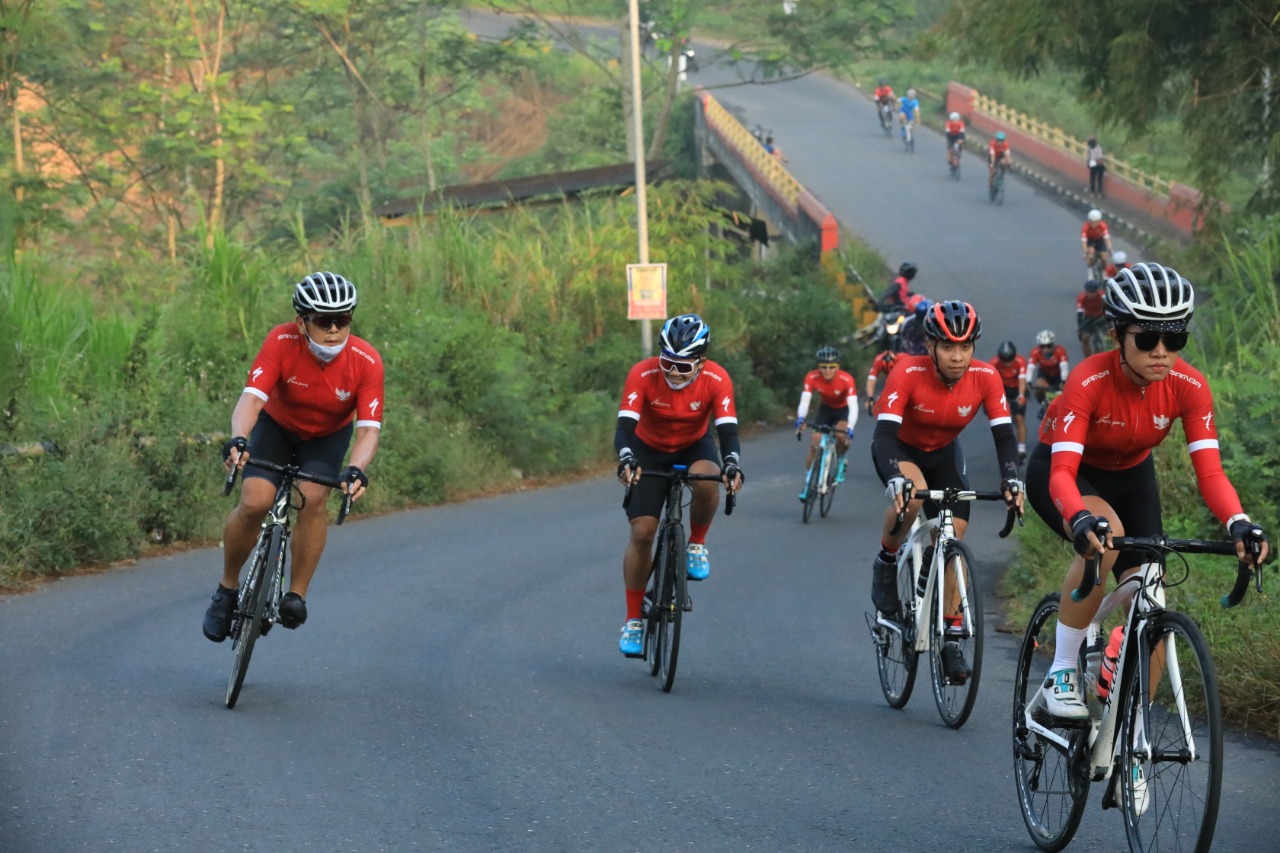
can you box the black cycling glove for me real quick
[1229,518,1267,559]
[221,436,249,461]
[617,451,637,480]
[340,465,368,489]
[1069,510,1108,557]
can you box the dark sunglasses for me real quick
[818,362,840,369]
[1131,329,1188,352]
[658,355,699,375]
[306,313,353,330]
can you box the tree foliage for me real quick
[942,0,1280,212]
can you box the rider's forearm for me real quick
[614,417,637,457]
[870,419,908,477]
[715,421,741,463]
[347,425,380,472]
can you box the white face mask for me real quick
[305,330,348,363]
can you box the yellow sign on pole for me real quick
[627,263,667,320]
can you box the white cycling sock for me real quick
[1051,623,1090,675]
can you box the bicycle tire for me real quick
[1120,610,1222,853]
[929,539,983,728]
[1012,593,1088,852]
[874,550,920,709]
[658,522,686,692]
[819,445,837,518]
[996,170,1006,205]
[644,527,667,677]
[225,525,282,709]
[802,460,820,523]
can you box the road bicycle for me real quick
[623,466,735,692]
[990,160,1009,205]
[797,423,843,523]
[1079,318,1110,358]
[221,458,352,709]
[949,139,963,180]
[868,483,1020,728]
[1087,249,1109,286]
[878,100,894,136]
[1012,530,1266,852]
[900,118,915,153]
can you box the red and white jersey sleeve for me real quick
[801,369,858,409]
[1045,351,1243,524]
[873,356,1012,452]
[245,323,385,440]
[618,358,738,453]
[868,352,895,381]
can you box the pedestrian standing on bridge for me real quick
[1087,137,1106,197]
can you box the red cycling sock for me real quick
[626,588,646,621]
[689,523,710,545]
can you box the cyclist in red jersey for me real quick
[990,340,1029,464]
[204,272,385,642]
[1027,329,1070,419]
[873,80,895,109]
[878,261,924,314]
[1075,279,1108,356]
[870,300,1024,683]
[615,314,744,657]
[945,112,966,171]
[1026,263,1269,722]
[795,346,859,499]
[1103,249,1131,279]
[864,349,898,415]
[988,132,1012,194]
[1081,208,1113,275]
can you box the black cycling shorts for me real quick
[244,411,353,489]
[1004,386,1025,416]
[1085,236,1108,254]
[624,430,722,521]
[811,403,851,430]
[1026,443,1161,577]
[872,440,972,523]
[946,132,964,148]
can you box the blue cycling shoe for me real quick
[835,457,847,484]
[686,543,710,581]
[619,619,644,657]
[798,489,808,502]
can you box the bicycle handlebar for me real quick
[1071,533,1263,608]
[621,469,736,516]
[888,483,1022,538]
[224,458,354,525]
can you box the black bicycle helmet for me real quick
[1103,263,1194,329]
[659,313,711,359]
[922,300,981,343]
[1084,279,1101,293]
[898,262,918,281]
[815,346,841,363]
[293,271,357,315]
[996,340,1016,361]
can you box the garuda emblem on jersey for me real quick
[957,405,973,417]
[336,389,352,401]
[1152,414,1171,431]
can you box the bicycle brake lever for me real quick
[336,492,353,526]
[224,467,239,496]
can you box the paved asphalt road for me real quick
[2,14,1276,853]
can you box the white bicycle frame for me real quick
[1023,560,1184,783]
[873,508,975,655]
[812,431,836,497]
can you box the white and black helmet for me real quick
[293,271,357,315]
[1103,263,1194,328]
[1035,329,1055,346]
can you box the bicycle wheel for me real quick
[928,539,983,728]
[819,445,837,518]
[1012,593,1089,852]
[225,525,282,709]
[874,551,919,709]
[802,459,820,523]
[1120,611,1222,853]
[657,522,686,692]
[996,170,1006,205]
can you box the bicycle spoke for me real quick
[873,553,919,709]
[930,541,983,728]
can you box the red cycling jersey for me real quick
[1042,351,1243,525]
[801,368,858,409]
[1104,261,1132,278]
[873,355,1012,451]
[945,119,965,135]
[1028,344,1069,381]
[874,85,894,102]
[1076,290,1105,318]
[1081,221,1110,241]
[990,354,1028,390]
[618,358,738,453]
[988,139,1010,159]
[868,351,898,381]
[244,323,385,441]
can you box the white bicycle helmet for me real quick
[1035,329,1055,346]
[293,271,358,315]
[1113,250,1128,264]
[1087,209,1102,223]
[949,112,961,121]
[1103,263,1194,327]
[907,87,917,98]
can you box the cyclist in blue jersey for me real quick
[898,88,920,141]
